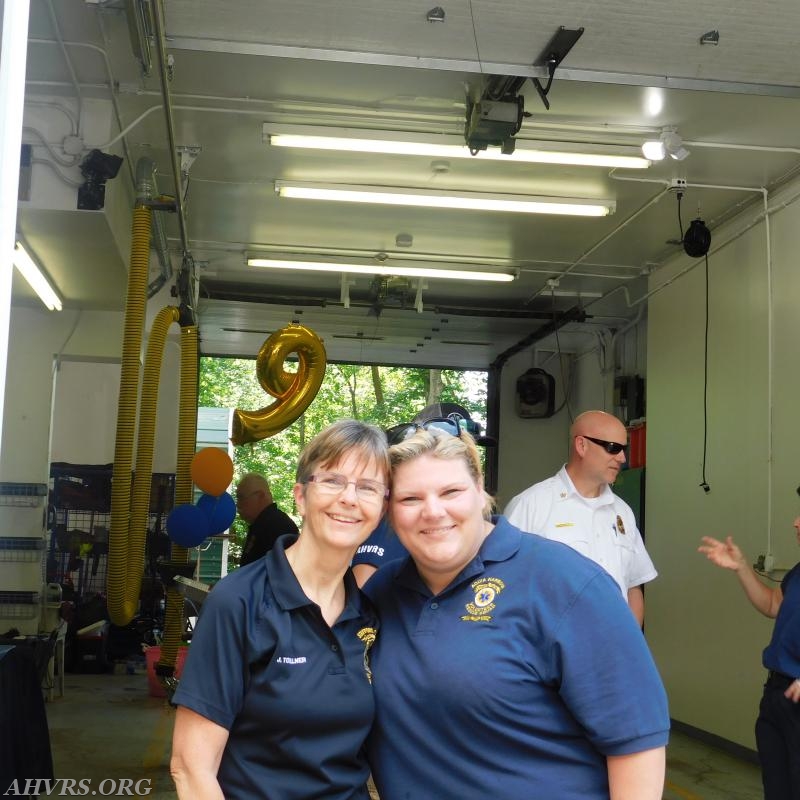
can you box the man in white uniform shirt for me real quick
[504,410,656,625]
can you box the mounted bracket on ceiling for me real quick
[414,279,427,314]
[177,145,201,185]
[172,253,198,325]
[465,25,584,153]
[340,274,355,309]
[531,26,584,111]
[426,6,445,23]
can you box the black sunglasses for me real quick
[386,415,464,445]
[580,435,626,455]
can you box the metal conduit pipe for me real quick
[135,156,173,296]
[484,307,588,494]
[150,0,189,255]
[157,323,199,684]
[148,213,172,297]
[28,35,137,189]
[107,205,151,626]
[524,186,671,305]
[45,0,82,136]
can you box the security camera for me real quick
[78,149,124,211]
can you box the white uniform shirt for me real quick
[504,465,657,596]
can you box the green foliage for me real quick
[198,358,487,565]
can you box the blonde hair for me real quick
[295,419,389,485]
[389,428,494,518]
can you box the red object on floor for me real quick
[628,423,646,468]
[145,645,188,697]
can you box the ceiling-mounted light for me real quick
[265,125,651,169]
[644,88,664,118]
[641,129,690,162]
[247,257,516,282]
[274,181,615,217]
[641,139,665,161]
[12,241,62,311]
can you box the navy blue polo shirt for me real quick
[763,562,800,677]
[363,516,670,800]
[351,517,408,569]
[173,534,377,800]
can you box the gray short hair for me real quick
[295,419,390,485]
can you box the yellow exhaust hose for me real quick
[107,206,151,626]
[158,323,198,677]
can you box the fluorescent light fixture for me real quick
[267,128,651,170]
[12,241,62,310]
[274,181,614,217]
[247,257,516,282]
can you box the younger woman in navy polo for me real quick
[363,426,670,800]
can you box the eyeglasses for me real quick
[305,472,389,502]
[580,435,627,455]
[386,414,468,445]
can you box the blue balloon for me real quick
[166,503,211,548]
[196,492,237,536]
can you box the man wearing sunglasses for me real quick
[504,410,657,625]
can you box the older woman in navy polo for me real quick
[171,419,388,800]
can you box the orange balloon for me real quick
[190,448,234,497]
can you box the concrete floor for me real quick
[44,672,764,799]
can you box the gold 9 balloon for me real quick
[231,324,327,446]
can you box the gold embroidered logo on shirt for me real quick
[461,577,506,622]
[357,626,377,684]
[616,515,626,535]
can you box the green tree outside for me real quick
[198,357,487,564]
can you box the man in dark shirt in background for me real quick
[236,473,298,567]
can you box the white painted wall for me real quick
[51,357,121,465]
[1,308,124,481]
[646,180,800,749]
[496,349,571,510]
[2,292,183,481]
[496,314,646,510]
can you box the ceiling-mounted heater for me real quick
[515,368,556,419]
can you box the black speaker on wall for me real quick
[515,368,555,419]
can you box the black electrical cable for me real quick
[550,287,574,423]
[699,251,711,493]
[676,190,685,240]
[467,0,483,73]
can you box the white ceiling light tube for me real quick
[266,125,651,169]
[247,257,516,282]
[274,181,615,217]
[12,241,63,311]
